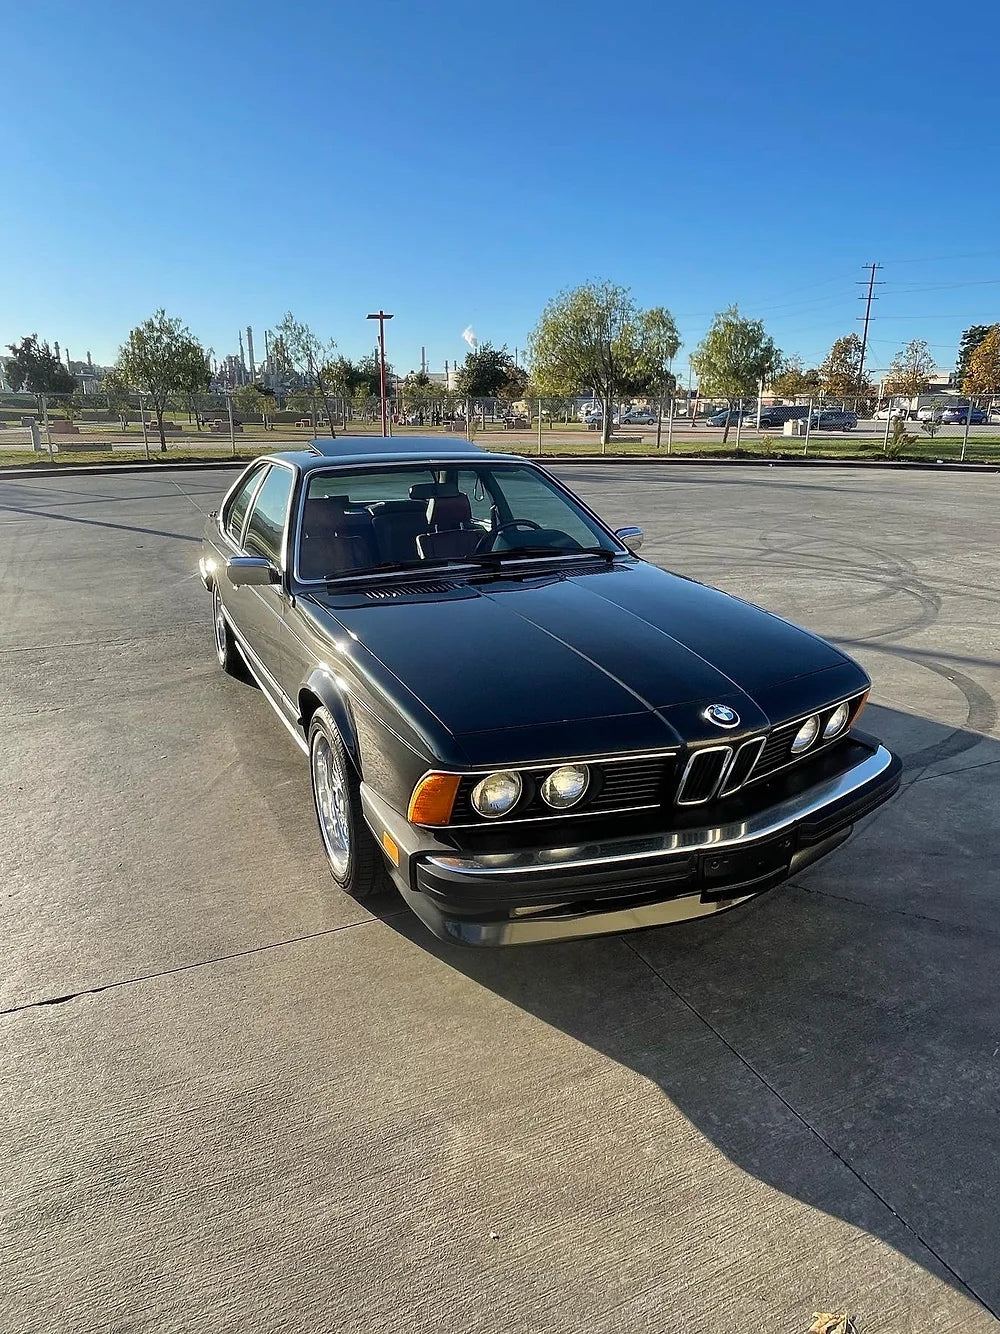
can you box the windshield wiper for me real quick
[324,559,427,580]
[468,545,618,563]
[322,548,618,583]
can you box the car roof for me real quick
[266,435,526,472]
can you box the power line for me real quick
[881,277,1000,295]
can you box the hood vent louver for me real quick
[364,581,460,600]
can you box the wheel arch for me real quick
[298,670,361,773]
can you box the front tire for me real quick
[213,587,242,676]
[308,708,385,901]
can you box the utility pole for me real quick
[856,262,883,410]
[367,310,394,437]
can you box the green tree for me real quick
[955,325,993,386]
[275,313,339,434]
[116,310,210,450]
[690,306,781,443]
[456,342,528,401]
[502,361,529,403]
[401,371,437,423]
[770,355,820,401]
[101,369,133,431]
[287,389,316,421]
[962,324,1000,397]
[529,282,680,445]
[323,355,368,402]
[231,383,267,426]
[884,339,936,400]
[818,334,869,401]
[4,334,76,413]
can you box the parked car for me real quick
[200,436,900,947]
[875,405,909,421]
[577,404,601,421]
[620,407,657,425]
[757,406,810,429]
[582,409,603,425]
[940,405,988,425]
[915,405,943,423]
[706,408,751,427]
[809,409,858,431]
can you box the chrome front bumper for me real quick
[364,741,902,947]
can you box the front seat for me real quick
[369,500,427,565]
[416,491,483,560]
[300,496,377,578]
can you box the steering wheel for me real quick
[478,518,542,552]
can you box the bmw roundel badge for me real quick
[704,704,740,729]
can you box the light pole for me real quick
[367,310,394,437]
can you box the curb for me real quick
[0,453,998,480]
[531,454,1000,473]
[0,459,254,480]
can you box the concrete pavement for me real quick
[1,464,998,1331]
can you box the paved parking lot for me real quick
[2,462,998,1332]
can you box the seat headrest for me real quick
[427,492,472,528]
[409,482,459,501]
[306,494,352,517]
[369,499,425,514]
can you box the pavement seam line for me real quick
[621,935,999,1319]
[169,478,211,515]
[0,910,408,1020]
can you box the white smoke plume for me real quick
[462,326,478,350]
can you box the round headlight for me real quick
[791,715,820,754]
[823,701,851,739]
[470,771,522,819]
[540,764,590,809]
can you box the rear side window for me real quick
[244,465,295,565]
[225,466,266,543]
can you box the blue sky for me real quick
[4,0,1000,382]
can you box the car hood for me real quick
[309,561,857,762]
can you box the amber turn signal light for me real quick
[850,689,870,726]
[407,772,461,826]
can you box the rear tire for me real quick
[308,708,386,902]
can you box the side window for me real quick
[225,466,266,543]
[244,466,295,565]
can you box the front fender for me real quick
[299,668,361,769]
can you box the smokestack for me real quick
[421,345,426,375]
[246,326,255,381]
[54,341,61,363]
[87,351,93,368]
[65,347,71,369]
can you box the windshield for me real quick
[297,461,620,580]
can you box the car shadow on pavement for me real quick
[382,705,1000,1318]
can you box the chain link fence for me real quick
[2,387,999,463]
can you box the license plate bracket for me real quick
[699,834,796,902]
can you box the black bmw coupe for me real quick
[200,437,900,946]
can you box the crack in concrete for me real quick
[622,935,999,1320]
[0,911,405,1021]
[909,756,1000,783]
[790,879,998,939]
